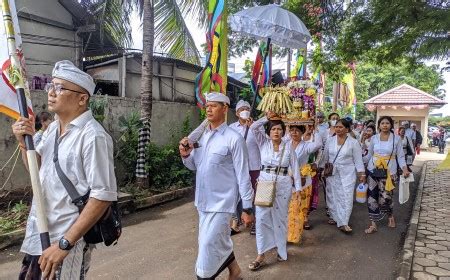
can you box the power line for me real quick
[159,79,195,99]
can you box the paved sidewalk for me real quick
[412,161,450,279]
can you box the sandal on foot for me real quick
[365,225,378,234]
[250,224,256,235]
[303,222,312,230]
[327,219,337,225]
[388,217,396,228]
[340,225,352,234]
[249,260,266,271]
[277,254,286,262]
[231,227,241,236]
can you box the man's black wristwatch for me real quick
[59,237,74,251]
[242,208,254,215]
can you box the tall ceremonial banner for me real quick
[342,71,356,117]
[1,0,49,251]
[0,0,33,119]
[290,49,304,79]
[251,41,271,99]
[195,0,228,107]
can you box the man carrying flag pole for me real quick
[3,1,119,279]
[184,0,255,279]
[1,0,50,253]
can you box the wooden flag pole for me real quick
[1,0,50,250]
[244,37,271,140]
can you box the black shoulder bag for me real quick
[323,136,347,177]
[53,131,122,246]
[370,134,394,180]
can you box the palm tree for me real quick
[81,0,207,186]
[81,0,206,64]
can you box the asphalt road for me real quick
[0,165,423,280]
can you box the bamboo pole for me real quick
[244,37,272,140]
[1,0,50,250]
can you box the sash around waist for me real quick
[260,165,289,176]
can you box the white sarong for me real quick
[255,173,293,260]
[196,211,233,278]
[325,165,356,227]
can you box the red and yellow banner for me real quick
[0,0,33,119]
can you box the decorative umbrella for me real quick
[229,3,311,49]
[229,4,311,138]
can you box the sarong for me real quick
[196,211,233,278]
[287,185,312,244]
[367,175,395,222]
[310,175,320,211]
[19,240,91,280]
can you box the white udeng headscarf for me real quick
[52,60,96,96]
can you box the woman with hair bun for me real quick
[364,116,410,234]
[248,112,302,271]
[319,118,365,233]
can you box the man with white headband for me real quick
[402,121,416,148]
[11,60,117,279]
[229,100,263,235]
[179,93,254,280]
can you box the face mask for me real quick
[239,110,250,120]
[330,120,337,126]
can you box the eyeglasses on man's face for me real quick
[44,83,87,96]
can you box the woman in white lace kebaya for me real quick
[248,112,301,271]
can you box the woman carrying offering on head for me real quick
[248,112,302,271]
[286,122,322,243]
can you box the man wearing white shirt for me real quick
[403,121,417,147]
[316,111,329,147]
[12,60,117,279]
[179,93,255,280]
[229,100,263,235]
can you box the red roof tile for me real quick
[364,84,447,105]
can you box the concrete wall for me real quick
[87,57,200,104]
[376,107,429,147]
[0,91,237,192]
[16,0,77,77]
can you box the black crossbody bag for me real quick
[53,131,122,246]
[370,134,395,180]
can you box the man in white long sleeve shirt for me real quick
[179,93,254,280]
[229,100,263,235]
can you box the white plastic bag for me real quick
[399,173,414,204]
[355,183,368,203]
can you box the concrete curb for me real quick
[0,228,25,251]
[135,186,193,210]
[397,162,428,280]
[0,187,193,250]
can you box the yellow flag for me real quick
[436,151,450,170]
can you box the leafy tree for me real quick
[242,58,253,79]
[355,60,445,120]
[338,0,450,64]
[320,59,446,121]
